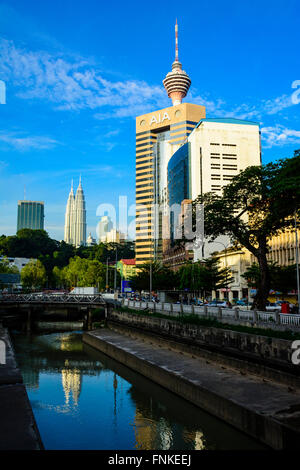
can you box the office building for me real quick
[167,118,261,261]
[86,233,97,246]
[98,216,113,242]
[17,201,44,232]
[135,22,206,267]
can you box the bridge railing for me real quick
[0,293,105,304]
[123,298,300,330]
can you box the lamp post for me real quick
[209,240,230,300]
[106,258,109,292]
[149,262,153,301]
[114,247,117,292]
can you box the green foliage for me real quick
[178,256,233,295]
[21,259,47,289]
[0,229,134,288]
[129,261,179,292]
[243,262,297,296]
[0,257,19,274]
[59,256,106,289]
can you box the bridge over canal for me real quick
[0,293,117,330]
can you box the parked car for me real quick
[207,300,230,308]
[265,302,280,312]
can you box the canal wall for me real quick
[0,325,43,450]
[106,309,300,386]
[83,328,300,450]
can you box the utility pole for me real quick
[114,247,117,292]
[106,258,109,292]
[150,262,152,301]
[295,211,300,314]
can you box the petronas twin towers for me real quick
[64,178,87,247]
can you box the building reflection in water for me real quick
[131,391,206,450]
[61,360,82,406]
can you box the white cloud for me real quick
[0,131,58,151]
[0,38,168,117]
[261,125,300,148]
[262,94,295,115]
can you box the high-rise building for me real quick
[98,215,113,243]
[167,117,261,260]
[64,182,75,245]
[17,201,44,232]
[135,22,206,267]
[64,178,87,247]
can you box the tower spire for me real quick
[175,19,178,62]
[163,20,191,106]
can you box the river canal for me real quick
[12,328,265,450]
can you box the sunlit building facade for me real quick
[64,178,87,247]
[135,22,206,267]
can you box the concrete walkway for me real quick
[84,328,300,450]
[0,327,43,450]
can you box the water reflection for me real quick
[12,330,265,450]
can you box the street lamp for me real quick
[209,240,230,299]
[149,262,153,301]
[106,258,109,292]
[114,247,117,292]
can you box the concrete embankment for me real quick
[0,326,43,450]
[84,319,300,449]
[107,310,300,388]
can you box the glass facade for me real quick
[17,201,44,232]
[168,143,191,242]
[168,142,190,207]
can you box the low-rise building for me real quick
[0,256,34,272]
[117,259,136,280]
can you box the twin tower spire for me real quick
[64,177,87,247]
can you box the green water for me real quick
[12,329,266,450]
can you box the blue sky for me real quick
[0,0,299,240]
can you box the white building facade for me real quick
[167,117,261,261]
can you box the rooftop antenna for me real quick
[24,185,26,200]
[175,18,179,62]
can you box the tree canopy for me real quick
[21,259,47,289]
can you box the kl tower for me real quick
[163,20,191,106]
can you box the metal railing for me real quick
[123,299,300,329]
[0,293,105,304]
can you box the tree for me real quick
[178,257,233,298]
[21,259,47,289]
[193,152,300,310]
[0,257,19,274]
[243,262,297,300]
[129,261,179,292]
[61,256,106,289]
